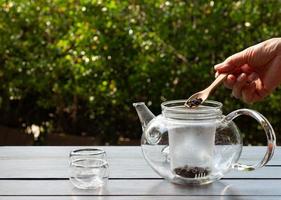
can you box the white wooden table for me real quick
[0,146,280,199]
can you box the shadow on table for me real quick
[147,180,242,199]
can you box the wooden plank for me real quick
[0,196,280,200]
[0,157,153,179]
[0,180,281,196]
[0,157,281,179]
[0,146,144,159]
[0,146,280,179]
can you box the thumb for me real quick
[215,48,252,73]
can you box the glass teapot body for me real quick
[135,100,275,185]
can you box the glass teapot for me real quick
[133,100,276,185]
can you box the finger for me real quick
[240,64,254,74]
[241,82,256,103]
[232,67,242,76]
[248,78,270,103]
[214,63,235,73]
[231,72,258,100]
[246,72,259,84]
[255,78,270,98]
[232,73,247,99]
[224,74,236,89]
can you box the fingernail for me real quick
[215,72,219,78]
[237,73,246,81]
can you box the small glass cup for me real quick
[69,148,109,189]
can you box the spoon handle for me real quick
[207,73,227,93]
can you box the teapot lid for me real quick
[161,100,222,120]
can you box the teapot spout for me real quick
[133,102,155,130]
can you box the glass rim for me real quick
[70,148,106,157]
[161,100,222,119]
[161,100,222,111]
[70,158,108,168]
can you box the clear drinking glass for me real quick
[69,148,109,189]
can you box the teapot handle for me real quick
[224,109,276,171]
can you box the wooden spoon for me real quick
[184,73,227,108]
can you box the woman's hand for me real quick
[214,38,281,103]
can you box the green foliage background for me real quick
[0,0,280,145]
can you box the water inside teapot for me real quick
[168,118,216,178]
